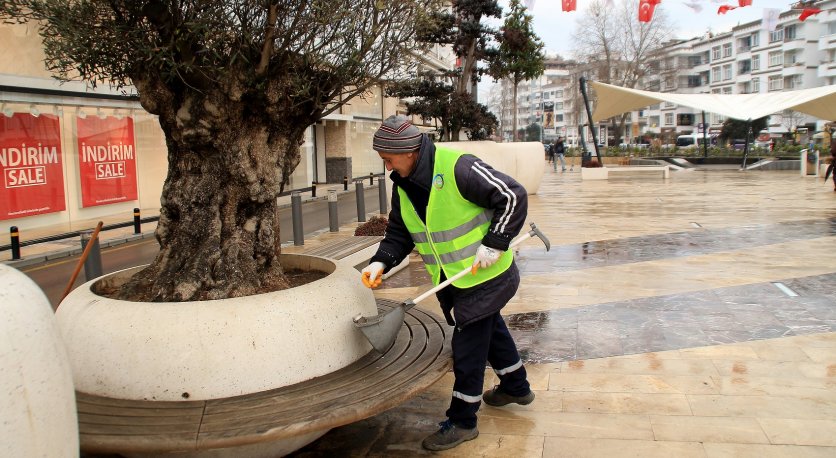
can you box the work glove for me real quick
[471,244,501,274]
[361,262,385,288]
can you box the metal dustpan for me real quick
[353,223,550,353]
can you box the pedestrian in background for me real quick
[554,136,566,172]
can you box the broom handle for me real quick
[409,230,533,307]
[59,221,103,306]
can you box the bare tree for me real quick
[571,0,672,145]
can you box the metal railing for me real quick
[3,172,388,259]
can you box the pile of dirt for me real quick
[354,215,388,236]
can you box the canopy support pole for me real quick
[701,111,709,158]
[579,77,602,163]
[741,119,753,170]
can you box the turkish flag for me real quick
[562,0,576,12]
[799,8,822,21]
[638,0,656,22]
[717,5,737,14]
[738,0,752,6]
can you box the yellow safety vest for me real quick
[398,146,513,288]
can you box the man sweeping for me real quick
[360,115,534,451]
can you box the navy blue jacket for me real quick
[370,135,528,327]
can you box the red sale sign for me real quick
[77,116,138,207]
[0,113,66,220]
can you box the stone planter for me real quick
[56,253,378,402]
[0,265,78,457]
[437,141,544,194]
[581,166,609,180]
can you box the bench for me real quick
[76,299,452,455]
[582,165,670,180]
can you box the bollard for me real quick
[133,208,141,234]
[10,226,21,260]
[328,187,339,232]
[378,177,388,215]
[291,191,304,246]
[80,230,103,281]
[355,181,366,223]
[311,181,317,198]
[369,172,374,186]
[343,176,348,191]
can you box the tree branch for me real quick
[256,2,279,77]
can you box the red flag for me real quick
[638,0,656,22]
[738,0,752,6]
[717,4,737,14]
[562,0,576,12]
[799,8,822,21]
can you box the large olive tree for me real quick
[1,1,435,301]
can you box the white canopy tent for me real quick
[590,81,836,123]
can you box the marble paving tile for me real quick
[562,392,692,415]
[543,437,706,458]
[478,411,654,440]
[701,442,836,458]
[757,418,836,447]
[649,415,769,444]
[687,394,836,420]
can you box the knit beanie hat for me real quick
[372,115,422,153]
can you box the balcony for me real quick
[817,61,836,78]
[782,62,805,76]
[782,39,805,52]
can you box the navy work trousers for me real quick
[446,311,529,428]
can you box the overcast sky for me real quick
[515,0,795,57]
[479,0,797,98]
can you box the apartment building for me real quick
[629,0,834,144]
[489,57,581,143]
[491,0,834,146]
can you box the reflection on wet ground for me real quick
[515,216,836,274]
[508,272,836,364]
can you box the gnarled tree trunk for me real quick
[117,86,303,302]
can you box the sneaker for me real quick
[482,385,535,407]
[421,419,478,451]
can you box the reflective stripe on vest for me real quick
[398,146,512,288]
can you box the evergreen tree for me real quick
[387,0,502,141]
[486,0,545,141]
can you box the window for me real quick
[555,102,564,110]
[722,43,732,57]
[712,66,721,82]
[738,36,751,52]
[752,54,760,71]
[768,51,783,67]
[739,82,751,94]
[738,60,751,74]
[649,116,660,127]
[785,75,802,89]
[723,64,732,80]
[712,46,721,60]
[687,75,702,87]
[784,25,796,40]
[677,114,695,126]
[752,77,760,93]
[665,113,674,125]
[555,114,564,122]
[555,90,563,98]
[751,32,760,47]
[769,28,783,43]
[722,87,732,95]
[768,75,783,91]
[664,101,676,108]
[829,21,836,35]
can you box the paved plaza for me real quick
[290,163,836,457]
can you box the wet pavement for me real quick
[290,165,836,457]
